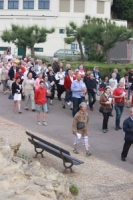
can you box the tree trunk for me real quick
[106,50,110,64]
[22,46,26,59]
[31,46,35,58]
[77,37,84,62]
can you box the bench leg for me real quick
[63,161,74,173]
[34,147,44,158]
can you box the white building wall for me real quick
[0,0,127,57]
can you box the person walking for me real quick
[48,70,56,105]
[121,108,133,162]
[55,67,65,101]
[71,74,86,117]
[1,63,9,94]
[100,87,112,133]
[109,73,118,89]
[72,102,92,156]
[44,75,51,112]
[113,81,127,131]
[34,73,43,90]
[86,73,97,111]
[22,72,35,111]
[34,80,49,126]
[93,66,101,95]
[12,77,22,113]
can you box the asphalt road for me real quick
[0,87,133,174]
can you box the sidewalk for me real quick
[0,117,133,200]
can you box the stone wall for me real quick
[0,137,73,200]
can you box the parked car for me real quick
[54,49,87,61]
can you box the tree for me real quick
[26,25,55,58]
[1,25,28,58]
[1,25,55,58]
[65,22,84,61]
[81,16,133,63]
[112,0,133,26]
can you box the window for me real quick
[59,0,70,12]
[8,0,19,9]
[23,0,34,9]
[71,43,78,50]
[38,0,49,9]
[0,47,11,51]
[97,1,104,14]
[56,50,65,54]
[59,29,65,34]
[0,1,3,9]
[34,48,43,52]
[74,0,85,13]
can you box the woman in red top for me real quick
[113,81,127,131]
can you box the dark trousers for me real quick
[72,97,84,117]
[115,104,124,128]
[102,112,110,130]
[57,84,65,99]
[88,92,96,109]
[121,140,133,158]
[65,90,72,102]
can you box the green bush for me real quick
[17,150,33,163]
[69,184,79,196]
[62,61,133,78]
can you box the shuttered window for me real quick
[74,0,85,13]
[59,0,70,12]
[97,1,104,14]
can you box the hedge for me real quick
[62,61,133,78]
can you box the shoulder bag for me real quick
[77,122,85,129]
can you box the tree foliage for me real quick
[80,16,133,63]
[112,0,133,24]
[65,22,84,61]
[1,25,55,58]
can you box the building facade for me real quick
[0,0,127,57]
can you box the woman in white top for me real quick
[55,67,65,101]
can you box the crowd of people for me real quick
[0,48,133,161]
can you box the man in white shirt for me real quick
[5,52,13,61]
[109,73,118,89]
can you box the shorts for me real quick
[73,135,89,146]
[36,104,47,113]
[14,93,21,101]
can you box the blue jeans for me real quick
[88,92,96,109]
[115,104,124,128]
[72,97,84,117]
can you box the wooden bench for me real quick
[26,131,84,172]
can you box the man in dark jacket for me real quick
[121,108,133,161]
[52,58,60,73]
[8,62,17,89]
[86,73,97,111]
[128,68,133,100]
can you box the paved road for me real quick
[0,87,133,174]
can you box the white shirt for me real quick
[5,54,13,61]
[55,72,65,85]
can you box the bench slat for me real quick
[28,138,82,165]
[26,131,70,155]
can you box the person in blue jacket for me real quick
[121,108,133,161]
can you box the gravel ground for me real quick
[1,117,133,200]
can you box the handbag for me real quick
[77,122,85,129]
[99,87,104,91]
[99,106,103,113]
[117,102,125,107]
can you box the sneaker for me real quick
[43,121,48,126]
[67,101,71,105]
[62,105,66,109]
[103,129,107,133]
[38,121,42,126]
[86,151,92,157]
[73,149,79,154]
